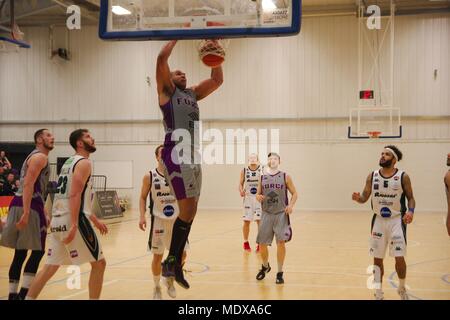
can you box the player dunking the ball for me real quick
[352,145,415,300]
[156,40,223,289]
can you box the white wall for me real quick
[1,14,449,211]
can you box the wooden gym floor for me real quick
[1,210,449,300]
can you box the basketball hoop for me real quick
[197,22,229,68]
[367,131,382,139]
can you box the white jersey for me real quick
[150,169,179,220]
[243,165,263,198]
[52,155,93,217]
[371,169,406,218]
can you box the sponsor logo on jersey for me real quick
[155,184,161,190]
[374,192,397,198]
[394,176,399,180]
[395,246,402,251]
[163,205,175,217]
[50,225,67,233]
[155,229,164,234]
[252,172,256,176]
[380,207,392,218]
[374,179,379,182]
[374,184,379,190]
[70,250,78,258]
[48,249,52,256]
[157,191,171,197]
[250,187,257,195]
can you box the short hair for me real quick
[34,129,48,144]
[155,145,164,157]
[385,145,403,161]
[69,129,88,150]
[268,152,280,160]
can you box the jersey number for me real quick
[56,176,68,195]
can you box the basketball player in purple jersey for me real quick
[0,129,54,300]
[156,40,223,289]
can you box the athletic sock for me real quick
[18,273,35,300]
[153,275,161,288]
[168,218,191,262]
[398,278,406,289]
[277,262,283,273]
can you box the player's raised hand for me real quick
[139,216,147,231]
[352,192,361,202]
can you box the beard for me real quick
[43,142,54,151]
[83,141,96,153]
[379,159,393,168]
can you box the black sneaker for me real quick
[276,272,284,284]
[174,264,190,289]
[162,255,176,278]
[8,293,18,300]
[256,264,271,280]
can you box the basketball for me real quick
[201,53,224,68]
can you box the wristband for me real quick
[408,208,415,214]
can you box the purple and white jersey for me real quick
[160,87,200,164]
[15,149,50,203]
[261,171,288,215]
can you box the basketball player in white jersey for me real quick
[352,145,415,300]
[239,154,263,253]
[445,153,450,236]
[139,145,187,300]
[157,40,223,289]
[256,153,298,284]
[26,129,108,300]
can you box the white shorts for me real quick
[369,214,407,259]
[148,215,189,255]
[46,214,104,266]
[243,196,262,221]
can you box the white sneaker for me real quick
[374,291,384,300]
[397,287,409,300]
[153,286,162,300]
[163,277,177,299]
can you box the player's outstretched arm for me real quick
[402,173,416,224]
[156,40,177,104]
[63,160,91,244]
[191,66,223,101]
[352,173,372,204]
[139,173,151,231]
[16,154,48,230]
[285,175,298,215]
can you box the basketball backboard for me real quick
[99,0,301,40]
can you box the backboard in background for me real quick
[99,0,301,40]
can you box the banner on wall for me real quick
[0,196,14,220]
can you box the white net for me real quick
[197,39,229,61]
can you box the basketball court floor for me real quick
[1,210,448,300]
